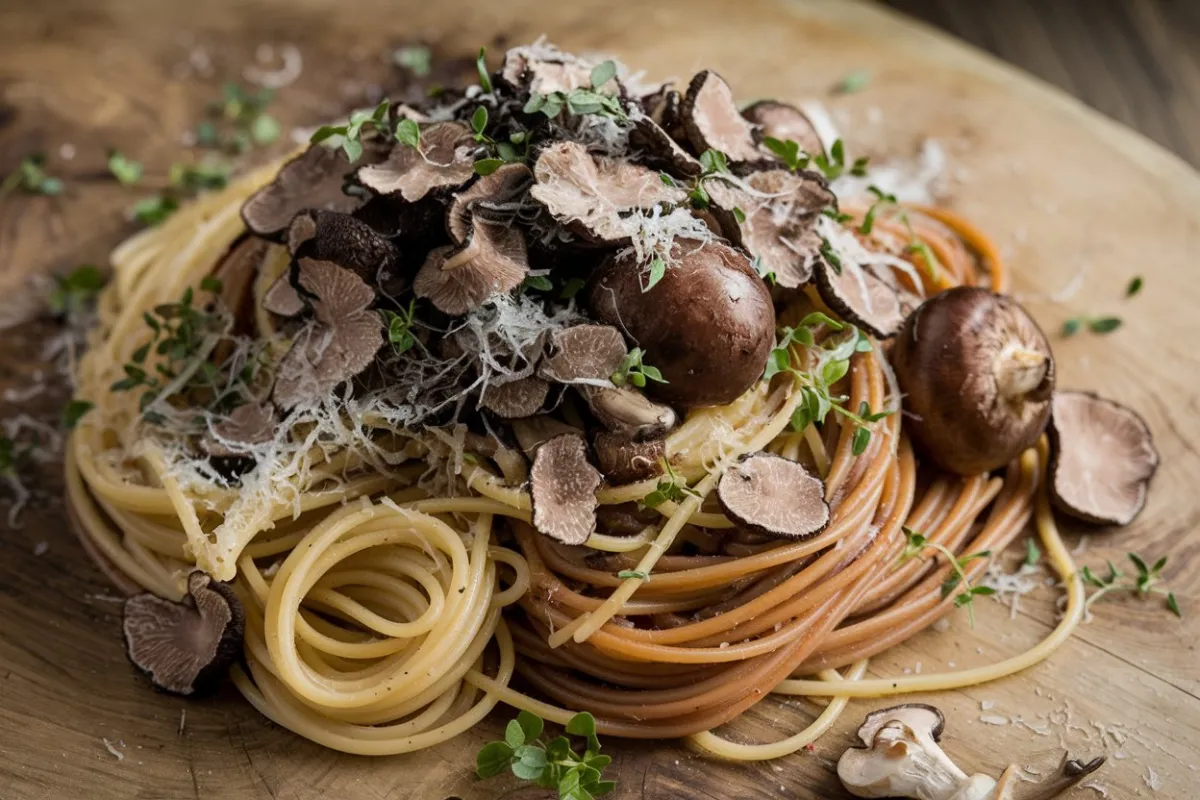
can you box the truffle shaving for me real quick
[812,257,905,339]
[241,145,365,237]
[717,452,829,538]
[742,100,823,157]
[530,434,602,545]
[413,218,529,315]
[447,163,534,243]
[203,402,277,457]
[539,324,628,384]
[480,376,550,419]
[357,122,476,202]
[680,71,762,162]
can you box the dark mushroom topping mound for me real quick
[203,402,277,457]
[680,71,762,162]
[742,100,823,157]
[594,431,664,484]
[357,121,475,202]
[480,376,551,419]
[811,258,905,339]
[530,141,687,244]
[891,287,1055,475]
[413,218,528,315]
[241,145,365,238]
[529,434,602,545]
[716,452,830,539]
[272,259,384,409]
[122,570,245,696]
[539,324,628,384]
[287,210,398,280]
[448,163,534,243]
[1048,391,1158,526]
[586,239,775,407]
[706,168,834,288]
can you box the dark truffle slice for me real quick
[412,218,528,316]
[287,210,399,280]
[742,100,823,157]
[680,71,762,162]
[1048,391,1159,526]
[480,377,551,419]
[122,570,245,696]
[539,324,628,384]
[357,122,476,202]
[241,145,365,238]
[716,452,829,539]
[529,434,602,545]
[811,258,905,339]
[594,431,665,485]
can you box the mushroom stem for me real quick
[994,346,1050,400]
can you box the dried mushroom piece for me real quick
[742,100,823,157]
[241,145,365,238]
[447,163,534,243]
[357,121,476,202]
[706,168,834,288]
[586,239,775,407]
[1048,391,1158,526]
[594,431,664,484]
[530,141,687,244]
[680,71,762,162]
[529,434,602,545]
[122,570,245,696]
[811,258,905,339]
[287,210,399,280]
[272,259,384,409]
[538,324,628,384]
[413,218,528,315]
[203,402,277,457]
[717,452,830,539]
[500,43,611,95]
[480,376,551,419]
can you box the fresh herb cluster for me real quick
[196,83,282,154]
[48,265,105,318]
[1061,275,1144,338]
[760,137,868,182]
[523,60,625,121]
[763,312,890,457]
[1081,552,1181,618]
[476,711,614,800]
[610,348,666,389]
[311,98,395,163]
[855,184,942,281]
[900,527,995,626]
[1,154,64,196]
[380,300,418,355]
[642,461,698,509]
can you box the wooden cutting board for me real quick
[1,0,1197,797]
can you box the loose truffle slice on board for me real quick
[680,71,763,162]
[742,100,824,157]
[530,434,602,545]
[357,122,476,202]
[1048,391,1159,525]
[241,145,365,238]
[717,452,830,539]
[811,257,905,339]
[122,570,245,696]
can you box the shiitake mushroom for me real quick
[891,287,1055,475]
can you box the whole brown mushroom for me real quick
[585,239,775,408]
[891,287,1055,475]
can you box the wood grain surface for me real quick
[886,0,1200,167]
[1,1,1198,799]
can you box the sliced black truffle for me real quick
[530,141,686,244]
[287,210,398,280]
[203,402,277,457]
[480,376,551,419]
[357,122,475,202]
[742,100,823,157]
[706,168,834,288]
[680,71,762,162]
[628,116,703,178]
[1048,391,1159,525]
[511,415,584,457]
[262,274,305,317]
[122,570,245,696]
[412,218,528,315]
[447,163,534,243]
[500,44,607,95]
[812,258,905,339]
[538,324,628,384]
[717,452,829,539]
[241,145,364,238]
[529,434,602,545]
[594,431,665,484]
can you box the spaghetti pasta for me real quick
[63,44,1092,763]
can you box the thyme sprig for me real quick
[610,348,665,389]
[477,711,614,800]
[642,461,698,509]
[1081,553,1181,619]
[901,527,995,627]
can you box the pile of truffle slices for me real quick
[225,42,1158,550]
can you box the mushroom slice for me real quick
[262,274,305,317]
[1048,391,1158,526]
[447,163,534,243]
[287,209,399,279]
[855,704,946,747]
[480,376,550,419]
[530,140,687,244]
[203,402,277,457]
[272,259,384,409]
[511,415,584,457]
[594,431,664,484]
[811,258,905,339]
[413,218,528,316]
[539,324,628,384]
[241,145,364,238]
[627,116,703,178]
[585,387,677,438]
[680,70,762,163]
[500,43,608,95]
[717,452,829,539]
[706,168,835,288]
[357,122,476,202]
[837,705,971,800]
[122,570,245,696]
[742,100,823,157]
[529,434,602,545]
[994,751,1106,800]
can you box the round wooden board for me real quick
[2,1,1198,797]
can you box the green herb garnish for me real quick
[48,265,105,317]
[1126,276,1143,298]
[107,151,144,187]
[761,137,810,172]
[1024,538,1041,568]
[380,299,418,354]
[832,69,871,95]
[1061,316,1123,337]
[476,47,493,93]
[394,44,432,77]
[610,348,665,389]
[311,98,392,162]
[617,570,647,580]
[642,461,697,509]
[1,154,63,196]
[1081,553,1181,619]
[477,711,614,799]
[63,400,95,429]
[900,527,994,627]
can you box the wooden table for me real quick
[1,1,1199,798]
